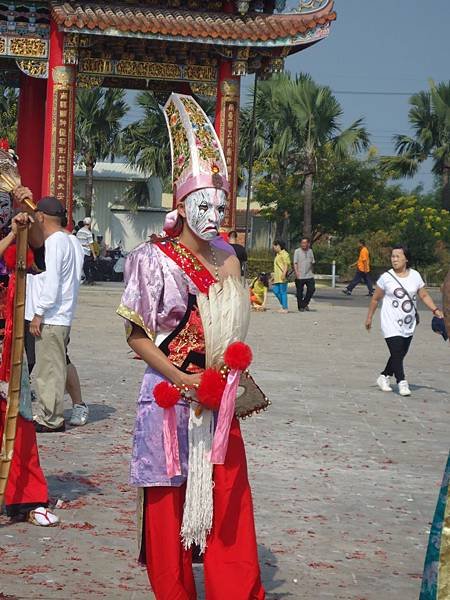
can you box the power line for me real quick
[333,90,413,96]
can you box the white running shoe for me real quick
[69,403,89,426]
[376,374,392,392]
[28,507,60,527]
[398,380,411,396]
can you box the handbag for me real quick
[235,371,271,419]
[387,270,420,325]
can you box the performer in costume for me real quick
[420,275,450,599]
[118,95,265,599]
[0,142,58,526]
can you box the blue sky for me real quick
[127,0,449,192]
[246,0,450,191]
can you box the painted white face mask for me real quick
[183,188,227,241]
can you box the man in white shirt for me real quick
[76,217,97,284]
[26,197,84,432]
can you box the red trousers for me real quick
[0,400,48,517]
[144,418,265,600]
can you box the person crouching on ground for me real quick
[25,196,84,432]
[250,272,269,311]
[365,245,443,396]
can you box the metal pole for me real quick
[244,71,258,253]
[332,260,336,288]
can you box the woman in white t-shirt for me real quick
[365,245,443,396]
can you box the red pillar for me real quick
[214,60,240,230]
[42,19,76,228]
[16,74,46,202]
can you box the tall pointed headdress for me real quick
[163,94,229,208]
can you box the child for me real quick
[250,272,269,311]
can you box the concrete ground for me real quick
[0,283,448,599]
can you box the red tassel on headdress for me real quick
[0,138,10,151]
[0,244,35,382]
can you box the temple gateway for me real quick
[0,0,335,227]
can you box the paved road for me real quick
[1,284,448,599]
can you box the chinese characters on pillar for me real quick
[219,79,240,229]
[49,66,75,209]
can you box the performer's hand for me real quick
[12,186,34,210]
[11,212,34,234]
[30,315,43,337]
[176,372,202,390]
[365,317,372,331]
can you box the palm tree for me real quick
[75,88,128,216]
[380,80,450,210]
[122,92,171,199]
[240,74,370,238]
[0,85,18,147]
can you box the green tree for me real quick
[122,92,171,197]
[380,80,450,210]
[0,85,18,147]
[240,74,370,238]
[75,88,128,216]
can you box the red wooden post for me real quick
[41,19,76,229]
[16,74,46,202]
[214,60,240,230]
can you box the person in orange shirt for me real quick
[342,239,374,296]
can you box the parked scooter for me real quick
[94,245,126,282]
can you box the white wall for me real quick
[73,174,168,252]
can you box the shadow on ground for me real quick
[63,403,116,425]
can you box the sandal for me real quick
[28,507,60,527]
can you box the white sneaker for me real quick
[69,403,89,426]
[398,380,411,396]
[28,507,60,527]
[376,374,392,392]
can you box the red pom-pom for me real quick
[224,342,253,371]
[197,368,226,410]
[3,245,34,271]
[154,381,181,409]
[0,138,9,151]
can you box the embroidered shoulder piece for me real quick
[155,239,216,294]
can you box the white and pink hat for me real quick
[163,94,229,209]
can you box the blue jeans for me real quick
[272,282,288,309]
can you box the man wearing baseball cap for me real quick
[25,196,84,432]
[76,216,98,285]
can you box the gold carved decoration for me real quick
[184,65,216,82]
[79,57,113,75]
[0,38,5,55]
[232,60,247,77]
[236,48,251,60]
[190,82,216,97]
[115,60,181,79]
[77,75,105,88]
[78,56,217,83]
[9,38,47,58]
[63,47,78,66]
[53,66,76,86]
[16,59,48,79]
[221,79,240,102]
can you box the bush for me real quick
[247,249,274,279]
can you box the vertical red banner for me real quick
[217,79,240,229]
